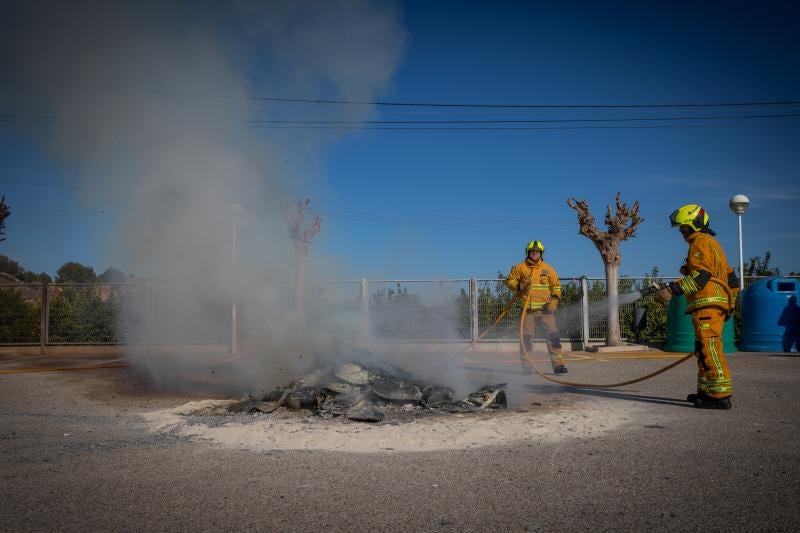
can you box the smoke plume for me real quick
[1,0,407,391]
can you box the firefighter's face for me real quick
[528,250,542,261]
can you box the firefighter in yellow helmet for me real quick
[656,204,740,409]
[506,240,567,375]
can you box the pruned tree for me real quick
[0,196,10,241]
[744,251,780,277]
[98,267,128,283]
[283,198,321,318]
[55,261,97,283]
[567,193,644,346]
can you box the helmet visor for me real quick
[668,209,680,227]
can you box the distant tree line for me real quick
[0,196,10,241]
[0,255,137,344]
[0,252,796,346]
[0,255,132,284]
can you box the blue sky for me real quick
[1,0,798,280]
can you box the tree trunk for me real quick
[566,194,643,348]
[295,256,306,321]
[604,261,623,346]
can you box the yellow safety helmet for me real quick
[669,204,709,233]
[525,240,545,255]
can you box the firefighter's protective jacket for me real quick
[678,232,739,314]
[507,259,561,310]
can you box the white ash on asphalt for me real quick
[143,397,636,453]
[141,359,640,453]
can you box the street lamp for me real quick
[230,203,244,355]
[729,194,750,291]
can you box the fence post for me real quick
[470,277,479,345]
[360,278,369,338]
[580,276,590,350]
[40,282,49,354]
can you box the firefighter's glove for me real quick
[545,299,558,313]
[655,281,682,305]
[518,278,531,293]
[648,281,673,305]
[679,264,689,276]
[655,286,673,305]
[639,283,659,298]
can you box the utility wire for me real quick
[248,113,800,125]
[318,211,664,232]
[0,77,796,109]
[5,112,798,125]
[249,123,800,131]
[250,96,800,109]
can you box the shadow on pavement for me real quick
[526,385,691,407]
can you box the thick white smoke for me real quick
[1,0,407,392]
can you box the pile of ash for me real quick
[228,361,507,423]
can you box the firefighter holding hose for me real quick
[506,240,568,375]
[652,204,739,409]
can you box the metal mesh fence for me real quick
[1,276,796,346]
[474,277,584,341]
[46,283,149,344]
[308,281,361,315]
[584,277,673,342]
[555,278,584,340]
[367,280,470,340]
[149,282,230,345]
[0,284,42,345]
[475,278,517,340]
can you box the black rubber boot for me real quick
[689,393,732,410]
[553,365,568,375]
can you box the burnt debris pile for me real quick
[229,360,507,423]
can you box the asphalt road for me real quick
[1,351,799,532]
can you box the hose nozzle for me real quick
[638,281,663,298]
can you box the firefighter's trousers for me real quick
[521,310,565,370]
[691,307,732,399]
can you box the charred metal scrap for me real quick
[229,361,507,423]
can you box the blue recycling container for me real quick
[740,278,800,352]
[663,294,736,353]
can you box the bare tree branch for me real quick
[283,198,322,320]
[566,192,645,346]
[283,198,322,257]
[566,197,606,242]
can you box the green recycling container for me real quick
[663,294,736,352]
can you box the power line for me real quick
[1,76,796,109]
[3,112,800,129]
[317,210,665,232]
[250,96,800,109]
[247,113,800,126]
[249,122,800,131]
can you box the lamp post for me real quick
[230,203,244,355]
[729,194,750,291]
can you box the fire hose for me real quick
[0,361,127,375]
[494,276,731,388]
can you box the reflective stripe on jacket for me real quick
[506,259,561,310]
[679,232,738,314]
